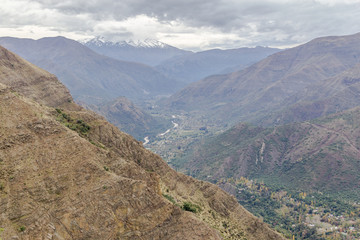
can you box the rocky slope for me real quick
[0,36,182,105]
[0,47,283,239]
[175,107,360,198]
[165,32,360,125]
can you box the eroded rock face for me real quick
[0,46,284,240]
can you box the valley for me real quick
[2,1,360,239]
[140,106,360,239]
[2,30,360,240]
[138,32,360,239]
[146,111,217,164]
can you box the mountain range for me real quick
[0,36,182,105]
[2,28,360,239]
[82,36,191,66]
[0,46,283,239]
[165,32,360,126]
[82,37,281,85]
[155,46,281,84]
[0,36,284,141]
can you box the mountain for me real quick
[174,107,360,198]
[258,62,360,126]
[0,36,182,105]
[156,46,281,84]
[81,36,191,66]
[0,46,283,239]
[165,32,360,125]
[86,96,172,140]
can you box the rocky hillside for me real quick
[174,107,360,198]
[165,32,360,125]
[0,36,182,105]
[0,47,283,239]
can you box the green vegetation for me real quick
[162,194,176,204]
[18,226,26,232]
[103,166,109,171]
[219,177,360,239]
[0,227,4,240]
[89,140,106,149]
[182,201,201,213]
[55,108,90,136]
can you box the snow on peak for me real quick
[80,36,108,46]
[128,39,168,48]
[81,37,170,49]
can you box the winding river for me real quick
[143,120,178,146]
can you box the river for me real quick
[143,120,178,146]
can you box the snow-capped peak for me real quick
[80,36,108,46]
[127,39,168,48]
[81,37,170,49]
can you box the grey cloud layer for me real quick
[2,0,360,49]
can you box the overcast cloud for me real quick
[1,0,360,50]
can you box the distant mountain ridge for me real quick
[81,36,191,66]
[81,36,172,48]
[257,62,360,126]
[0,36,182,104]
[165,32,360,125]
[156,46,281,84]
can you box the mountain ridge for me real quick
[81,36,175,49]
[165,32,360,125]
[155,46,281,84]
[0,36,182,105]
[81,36,191,66]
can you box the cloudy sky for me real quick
[1,0,360,50]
